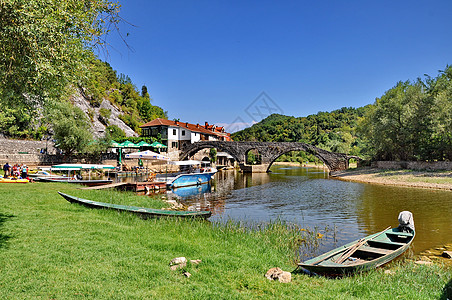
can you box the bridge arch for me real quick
[245,148,262,165]
[179,141,242,164]
[266,146,330,172]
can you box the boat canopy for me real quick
[51,164,115,171]
[169,160,202,166]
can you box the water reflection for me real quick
[165,165,452,255]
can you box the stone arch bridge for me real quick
[180,141,360,173]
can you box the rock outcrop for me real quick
[70,90,138,138]
[265,267,292,283]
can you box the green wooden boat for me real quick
[297,226,415,276]
[58,192,211,219]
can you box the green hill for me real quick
[232,107,371,159]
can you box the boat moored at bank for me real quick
[164,160,217,188]
[297,211,415,276]
[58,192,211,219]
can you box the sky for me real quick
[103,0,452,132]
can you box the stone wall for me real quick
[0,138,56,167]
[0,138,56,155]
[372,161,452,171]
[0,138,118,167]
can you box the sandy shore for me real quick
[332,168,452,191]
[273,161,328,169]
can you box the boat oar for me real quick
[308,241,365,266]
[335,226,391,264]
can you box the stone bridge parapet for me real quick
[180,141,359,173]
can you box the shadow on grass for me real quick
[0,213,14,249]
[441,278,452,300]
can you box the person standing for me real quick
[21,165,28,179]
[3,162,10,178]
[12,164,19,177]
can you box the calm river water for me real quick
[165,165,452,257]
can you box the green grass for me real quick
[376,169,452,185]
[0,182,450,299]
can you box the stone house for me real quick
[140,118,231,160]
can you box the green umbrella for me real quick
[150,141,167,148]
[119,140,140,148]
[110,140,121,147]
[136,141,152,147]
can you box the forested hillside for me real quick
[232,107,370,160]
[84,57,167,135]
[233,65,452,162]
[0,0,166,155]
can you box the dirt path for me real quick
[332,168,452,191]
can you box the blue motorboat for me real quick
[169,184,212,198]
[165,160,217,188]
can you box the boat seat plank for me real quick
[358,245,393,255]
[386,231,413,237]
[367,240,405,250]
[370,239,406,246]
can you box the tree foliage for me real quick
[364,66,452,161]
[0,0,167,148]
[50,101,93,155]
[106,125,126,140]
[0,0,121,106]
[84,61,167,132]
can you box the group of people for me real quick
[2,162,29,179]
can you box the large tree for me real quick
[363,66,452,161]
[0,0,120,105]
[50,101,93,155]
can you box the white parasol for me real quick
[125,150,170,161]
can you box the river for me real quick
[165,164,452,257]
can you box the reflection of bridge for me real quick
[180,141,359,173]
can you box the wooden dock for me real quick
[81,181,167,192]
[81,182,128,190]
[124,181,167,192]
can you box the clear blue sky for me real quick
[104,0,452,132]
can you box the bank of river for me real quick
[0,182,450,299]
[166,164,452,258]
[333,167,452,191]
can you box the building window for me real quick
[173,129,176,135]
[182,130,185,136]
[172,142,178,148]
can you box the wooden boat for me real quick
[298,226,415,276]
[0,177,29,183]
[58,192,212,219]
[40,178,113,186]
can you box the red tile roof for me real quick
[140,118,230,137]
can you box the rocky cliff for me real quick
[70,90,138,139]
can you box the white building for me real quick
[140,118,232,160]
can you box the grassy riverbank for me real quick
[0,183,450,299]
[333,168,452,191]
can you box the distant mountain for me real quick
[232,106,372,157]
